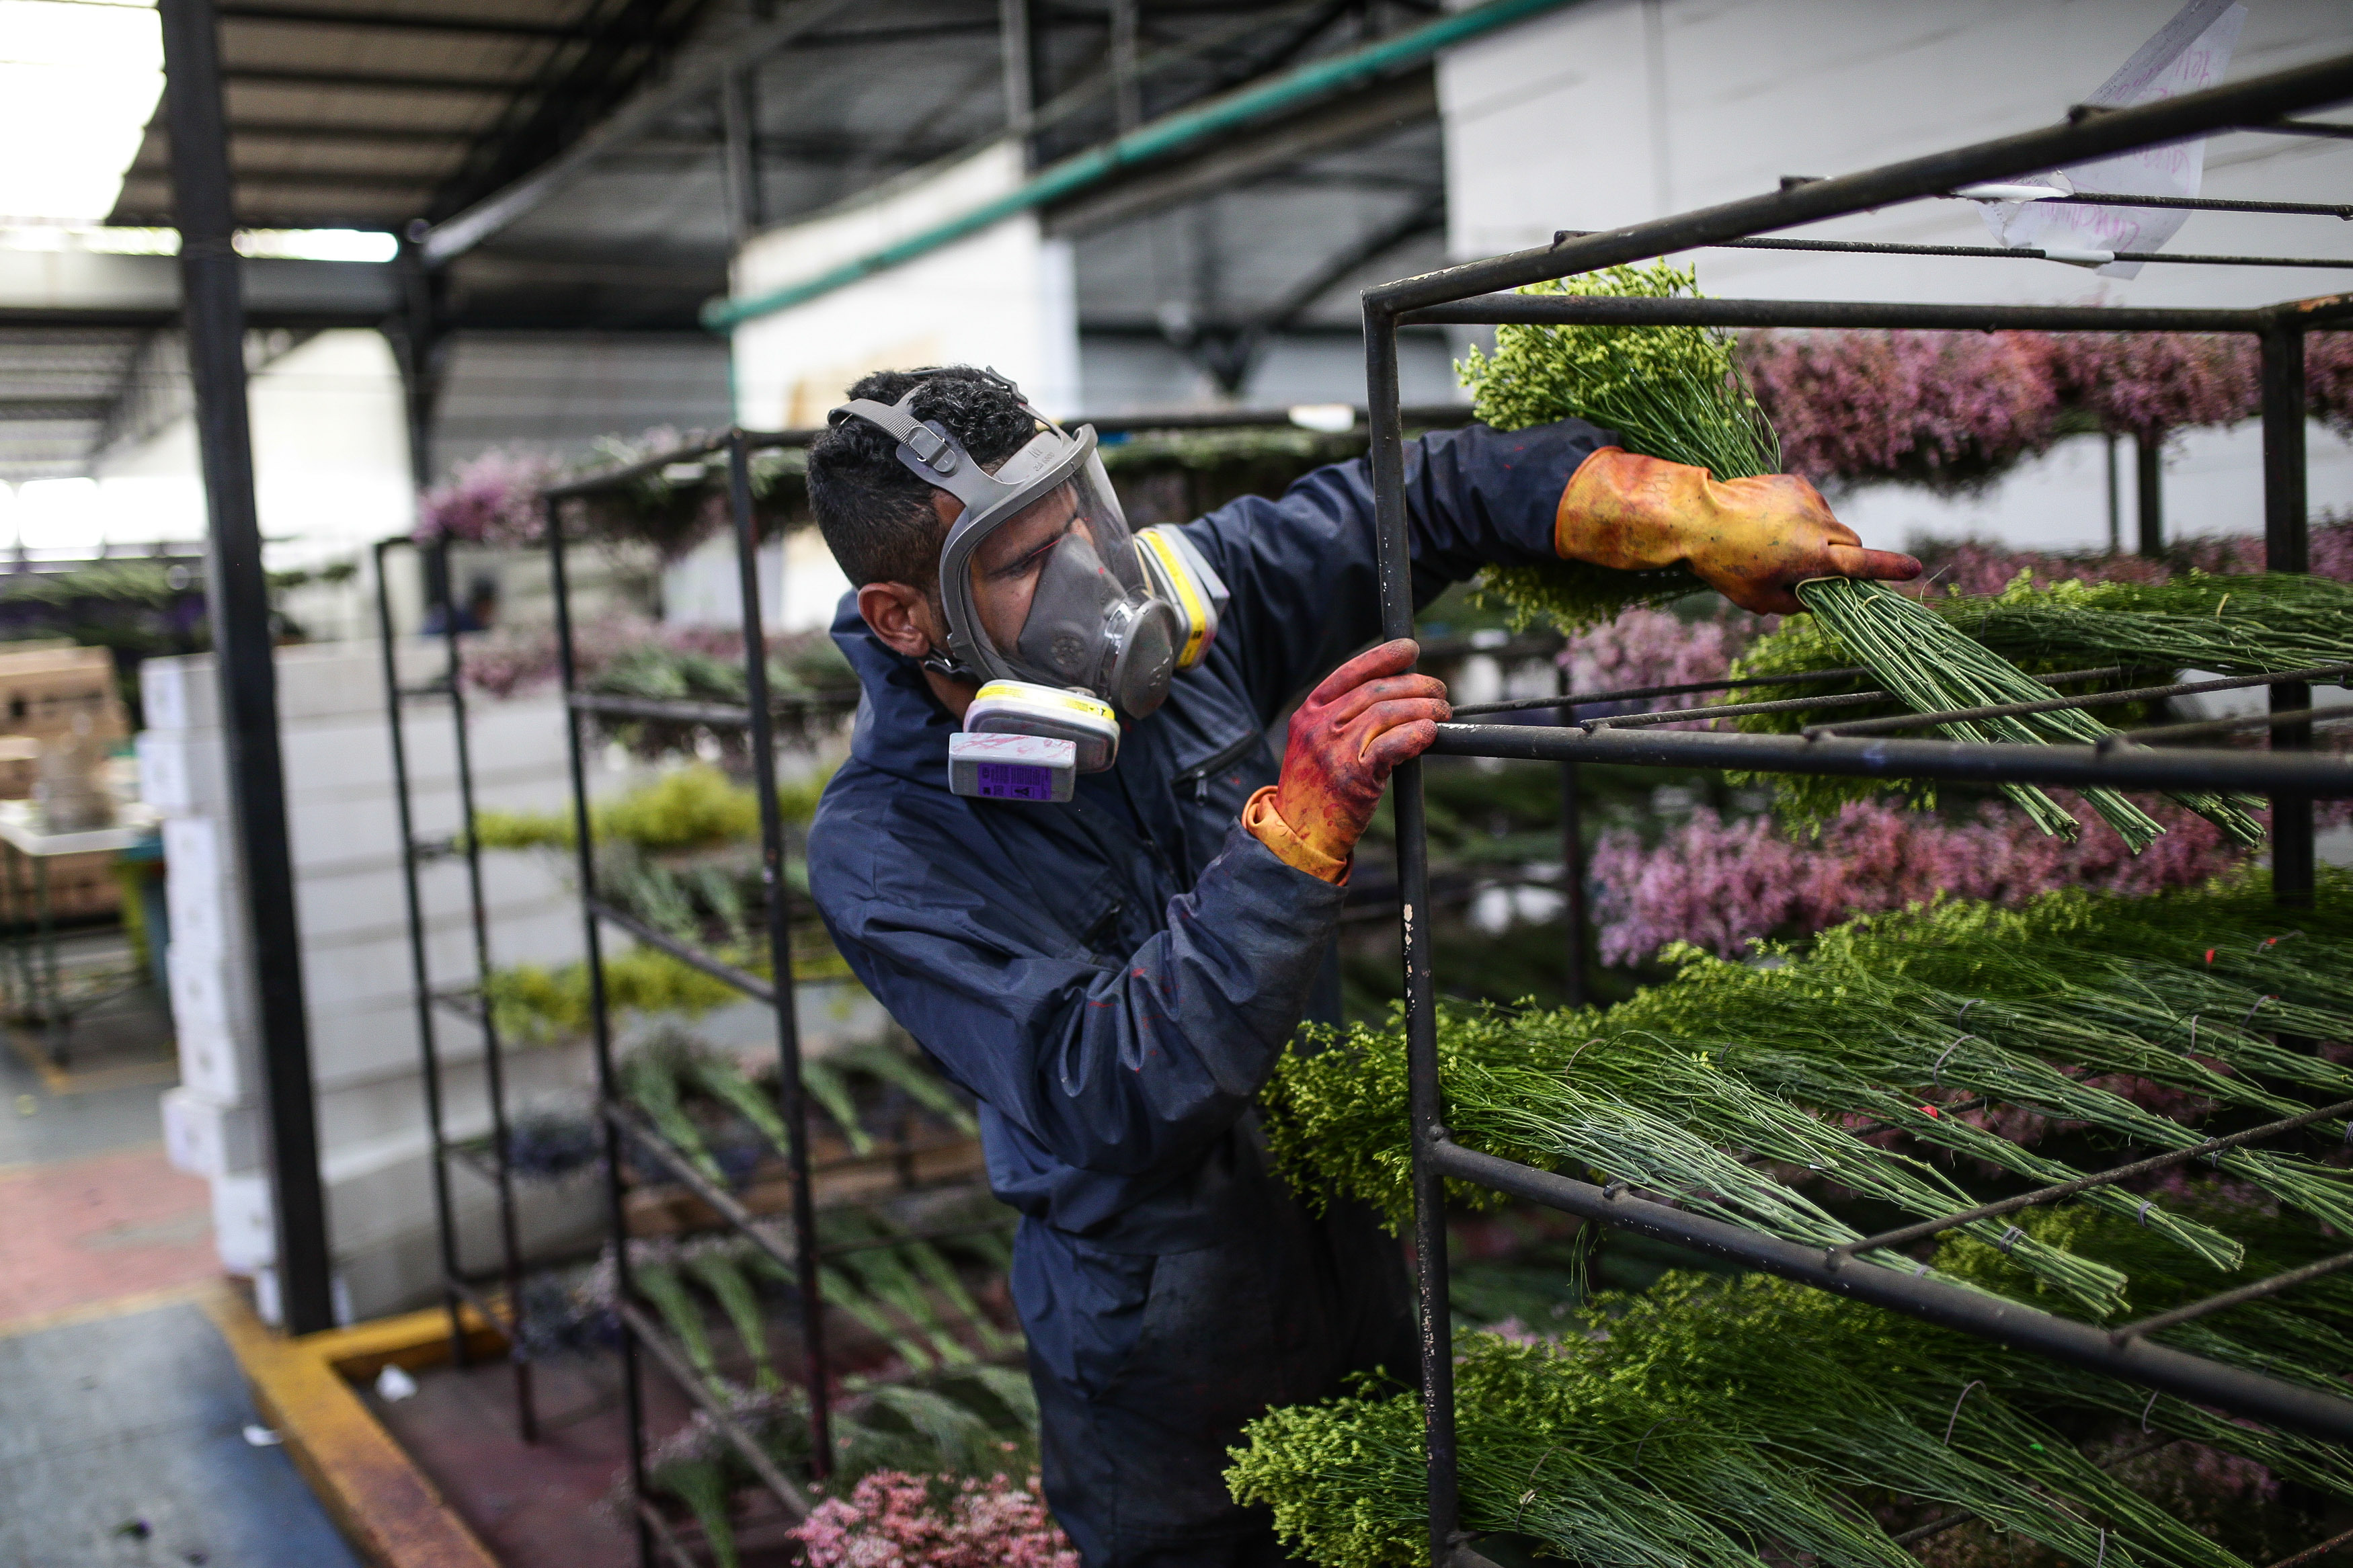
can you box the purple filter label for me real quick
[974,762,1055,800]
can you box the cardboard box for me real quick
[0,647,126,743]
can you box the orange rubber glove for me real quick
[1555,448,1921,615]
[1244,638,1449,883]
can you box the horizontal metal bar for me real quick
[430,987,487,1025]
[636,1500,703,1568]
[543,432,733,499]
[1640,665,2140,735]
[1591,686,1892,728]
[602,1101,802,1277]
[1425,1138,2353,1442]
[1710,235,2353,270]
[588,899,776,1005]
[1973,190,2353,220]
[2265,1523,2353,1568]
[2256,117,2353,140]
[1447,666,1874,719]
[816,1217,1016,1260]
[2117,704,2353,747]
[618,1298,810,1518]
[395,679,452,700]
[442,1273,514,1344]
[1426,720,2353,794]
[1812,663,2353,739]
[1828,1098,2353,1260]
[1369,52,2353,312]
[2114,1249,2353,1342]
[1398,294,2264,333]
[571,692,754,727]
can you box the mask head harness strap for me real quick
[829,368,1101,684]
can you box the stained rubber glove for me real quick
[1244,638,1449,884]
[1555,448,1921,616]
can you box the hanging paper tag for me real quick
[1979,0,2246,278]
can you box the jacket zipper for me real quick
[1173,730,1261,803]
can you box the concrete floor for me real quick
[0,1298,362,1568]
[0,932,354,1567]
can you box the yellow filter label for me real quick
[1138,529,1209,667]
[975,681,1115,723]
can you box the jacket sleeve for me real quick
[815,815,1348,1182]
[1177,417,1613,725]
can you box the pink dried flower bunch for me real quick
[1743,330,2060,493]
[790,1471,1078,1568]
[1589,797,2253,966]
[2303,332,2353,440]
[415,447,565,546]
[1560,607,1760,707]
[2042,332,2259,444]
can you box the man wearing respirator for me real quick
[802,366,1915,1565]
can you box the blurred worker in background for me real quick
[801,366,1915,1567]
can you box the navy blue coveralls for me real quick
[807,419,1607,1565]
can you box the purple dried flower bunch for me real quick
[1587,797,2253,966]
[1739,329,2348,493]
[414,446,566,547]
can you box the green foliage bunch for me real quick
[1796,578,2264,850]
[483,948,740,1042]
[472,762,830,854]
[1727,571,2353,823]
[1229,1254,2353,1568]
[1264,874,2353,1311]
[1456,263,1778,630]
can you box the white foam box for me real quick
[137,729,227,819]
[161,1085,262,1177]
[169,942,262,1102]
[210,1171,276,1273]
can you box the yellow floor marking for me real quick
[0,1279,217,1341]
[7,1024,178,1096]
[204,1285,502,1568]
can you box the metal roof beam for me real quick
[419,0,859,265]
[223,65,532,95]
[214,5,594,40]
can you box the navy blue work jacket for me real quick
[805,419,1607,1378]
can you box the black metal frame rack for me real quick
[540,431,847,1564]
[1357,53,2353,1567]
[374,537,543,1440]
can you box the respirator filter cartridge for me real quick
[949,680,1122,800]
[947,732,1077,802]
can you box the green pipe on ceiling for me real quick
[701,0,1579,332]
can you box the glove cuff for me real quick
[1242,785,1351,884]
[1552,446,1725,571]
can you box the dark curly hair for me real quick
[805,366,1039,589]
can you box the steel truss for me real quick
[1356,50,2353,1568]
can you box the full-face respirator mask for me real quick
[830,372,1228,802]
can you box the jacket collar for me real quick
[833,591,960,784]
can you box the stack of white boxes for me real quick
[145,639,600,1323]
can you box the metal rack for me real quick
[541,431,840,1562]
[373,537,541,1440]
[1357,54,2353,1567]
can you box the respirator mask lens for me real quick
[963,450,1179,718]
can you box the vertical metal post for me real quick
[727,434,832,1474]
[548,500,651,1567]
[1109,0,1144,134]
[2260,322,2313,910]
[160,0,335,1335]
[1367,298,1459,1566]
[442,552,538,1441]
[999,0,1041,154]
[2118,430,2137,556]
[1554,663,1587,1010]
[373,542,469,1372]
[721,68,765,248]
[2136,430,2164,558]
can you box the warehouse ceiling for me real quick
[1,0,1449,477]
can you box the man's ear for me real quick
[856,581,939,659]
